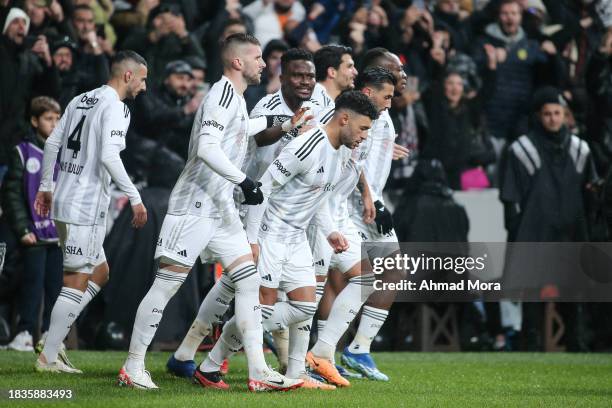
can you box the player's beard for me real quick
[245,69,262,85]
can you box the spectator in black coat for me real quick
[63,5,110,95]
[472,0,563,144]
[121,3,204,87]
[132,60,203,159]
[586,28,612,174]
[420,70,496,190]
[395,159,469,242]
[50,35,107,109]
[0,8,60,173]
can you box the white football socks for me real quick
[41,287,83,363]
[311,274,374,360]
[228,261,267,378]
[174,274,234,362]
[286,318,313,379]
[125,268,186,373]
[348,306,389,354]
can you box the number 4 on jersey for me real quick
[67,115,86,158]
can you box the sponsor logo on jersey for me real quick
[65,245,83,255]
[272,159,291,177]
[316,166,324,174]
[59,161,84,175]
[152,308,164,314]
[80,94,99,105]
[201,120,224,131]
[215,297,229,306]
[111,130,125,138]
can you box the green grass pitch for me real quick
[1,351,611,407]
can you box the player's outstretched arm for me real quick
[250,107,314,147]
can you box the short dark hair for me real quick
[498,0,521,14]
[222,32,260,51]
[72,4,93,15]
[281,48,313,73]
[314,45,353,82]
[110,50,147,77]
[355,67,396,90]
[31,96,60,118]
[360,47,390,71]
[111,50,147,69]
[221,33,261,68]
[334,90,378,120]
[224,18,246,31]
[263,39,289,62]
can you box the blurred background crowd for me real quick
[1,0,612,354]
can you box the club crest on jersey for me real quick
[201,120,224,131]
[273,159,291,177]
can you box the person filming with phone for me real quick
[0,7,60,181]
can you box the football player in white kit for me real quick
[117,34,302,392]
[305,67,396,387]
[312,45,357,110]
[320,48,410,382]
[193,91,379,390]
[34,51,149,373]
[165,48,320,380]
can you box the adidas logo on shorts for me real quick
[317,166,324,174]
[177,249,188,257]
[315,259,325,266]
[262,274,272,281]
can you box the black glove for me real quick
[239,177,264,205]
[374,200,394,235]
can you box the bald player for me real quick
[34,50,149,374]
[117,33,302,392]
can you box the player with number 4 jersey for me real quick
[34,51,149,374]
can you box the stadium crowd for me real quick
[1,0,612,356]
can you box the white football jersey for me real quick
[244,90,322,180]
[348,109,396,215]
[167,76,250,219]
[328,130,375,230]
[311,83,334,108]
[50,85,131,225]
[311,83,336,125]
[253,125,349,243]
